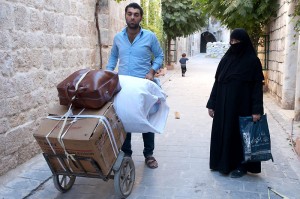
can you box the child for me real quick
[179,53,189,77]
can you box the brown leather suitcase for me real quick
[57,69,121,109]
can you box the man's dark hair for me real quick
[125,3,143,17]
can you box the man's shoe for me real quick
[145,156,158,169]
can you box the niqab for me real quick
[217,28,264,82]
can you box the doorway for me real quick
[200,31,216,53]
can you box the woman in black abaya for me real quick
[206,28,264,178]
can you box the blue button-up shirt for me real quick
[106,27,164,78]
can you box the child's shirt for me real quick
[179,57,189,65]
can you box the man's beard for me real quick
[126,21,140,29]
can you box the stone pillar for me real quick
[281,2,298,109]
[295,33,300,121]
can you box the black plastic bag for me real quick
[239,114,274,162]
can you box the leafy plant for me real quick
[140,0,164,43]
[292,0,300,32]
[200,0,279,49]
[162,0,206,64]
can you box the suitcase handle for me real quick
[67,70,91,103]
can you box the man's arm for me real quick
[145,34,163,80]
[106,38,118,71]
[150,34,164,72]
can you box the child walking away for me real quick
[179,53,189,77]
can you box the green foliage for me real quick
[140,0,164,43]
[292,0,300,32]
[162,0,207,40]
[200,0,279,46]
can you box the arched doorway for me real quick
[200,31,216,53]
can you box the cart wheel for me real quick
[114,157,135,198]
[53,174,76,193]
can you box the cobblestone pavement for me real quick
[1,54,300,199]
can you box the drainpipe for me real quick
[95,0,102,69]
[295,33,300,121]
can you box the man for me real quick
[106,3,164,169]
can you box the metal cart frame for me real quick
[43,151,135,198]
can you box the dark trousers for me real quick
[181,65,187,75]
[121,132,155,158]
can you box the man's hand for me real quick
[145,69,156,80]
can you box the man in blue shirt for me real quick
[106,3,164,169]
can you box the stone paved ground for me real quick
[0,54,300,199]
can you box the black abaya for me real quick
[206,29,264,174]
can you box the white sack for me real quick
[113,75,169,134]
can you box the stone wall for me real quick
[190,32,201,56]
[267,0,299,107]
[0,0,134,176]
[267,0,286,102]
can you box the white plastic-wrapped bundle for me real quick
[113,75,169,134]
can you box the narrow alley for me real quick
[1,54,300,199]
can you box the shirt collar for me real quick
[122,26,144,36]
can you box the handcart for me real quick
[33,102,135,198]
[43,150,135,198]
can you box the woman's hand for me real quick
[208,109,214,118]
[252,114,261,122]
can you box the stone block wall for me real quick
[0,0,134,176]
[267,0,299,109]
[190,32,201,56]
[267,0,289,103]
